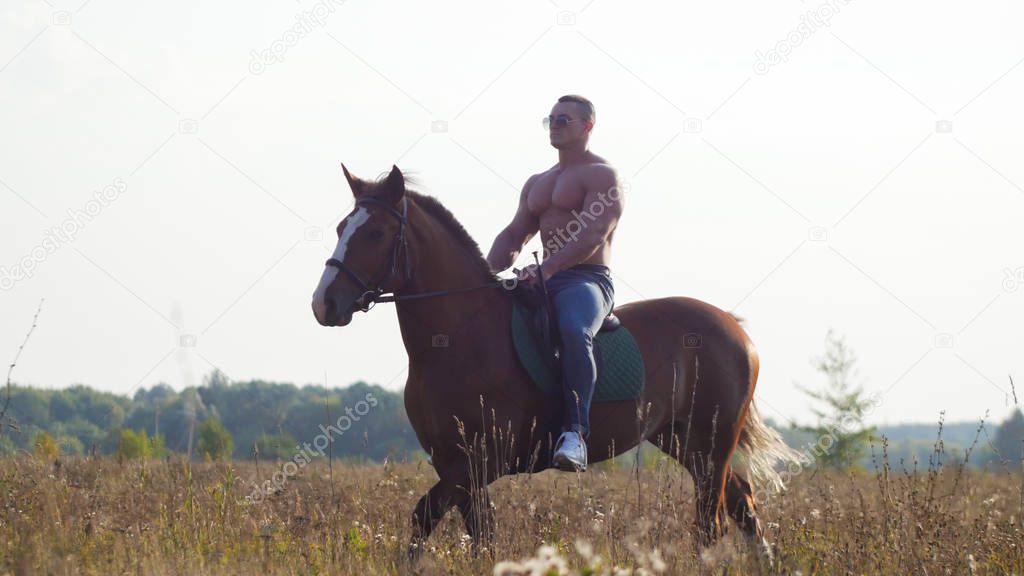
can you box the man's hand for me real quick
[516,263,552,287]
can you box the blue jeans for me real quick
[547,264,615,438]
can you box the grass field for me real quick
[1,452,1022,575]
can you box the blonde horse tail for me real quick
[737,401,805,492]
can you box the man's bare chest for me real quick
[526,171,586,216]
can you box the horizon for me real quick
[4,373,1020,430]
[2,0,1022,428]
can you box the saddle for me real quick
[509,282,644,403]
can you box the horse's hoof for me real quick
[757,539,776,567]
[407,541,424,563]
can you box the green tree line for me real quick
[2,365,1020,469]
[0,370,420,461]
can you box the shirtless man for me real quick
[486,95,623,471]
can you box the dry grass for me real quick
[1,453,1022,575]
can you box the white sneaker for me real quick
[553,431,587,471]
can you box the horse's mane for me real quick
[360,171,498,282]
[407,191,498,282]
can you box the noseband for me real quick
[325,196,410,312]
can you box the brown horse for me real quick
[312,165,800,559]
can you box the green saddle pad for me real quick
[511,303,645,402]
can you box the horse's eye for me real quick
[367,229,385,241]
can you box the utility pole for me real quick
[185,390,196,460]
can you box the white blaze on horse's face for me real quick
[312,207,370,324]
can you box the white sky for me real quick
[2,0,1022,427]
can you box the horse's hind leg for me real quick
[686,448,730,548]
[653,427,728,549]
[725,469,774,560]
[724,469,760,537]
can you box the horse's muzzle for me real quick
[313,296,356,327]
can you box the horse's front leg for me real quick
[408,479,465,561]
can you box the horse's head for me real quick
[312,164,409,327]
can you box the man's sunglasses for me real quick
[542,115,584,130]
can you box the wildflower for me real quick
[575,539,594,561]
[492,560,526,576]
[648,549,666,572]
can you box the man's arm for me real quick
[540,165,622,279]
[486,176,540,273]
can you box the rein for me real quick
[325,195,515,312]
[372,280,510,306]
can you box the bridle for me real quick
[324,195,512,313]
[325,196,411,313]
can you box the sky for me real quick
[1,0,1022,427]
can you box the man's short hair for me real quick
[558,95,595,123]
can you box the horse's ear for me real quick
[341,163,363,197]
[382,164,405,204]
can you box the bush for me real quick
[34,431,59,459]
[198,419,234,461]
[117,429,168,460]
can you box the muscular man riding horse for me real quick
[486,95,622,472]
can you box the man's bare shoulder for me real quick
[581,157,618,187]
[541,163,561,177]
[522,165,559,188]
[578,155,616,178]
